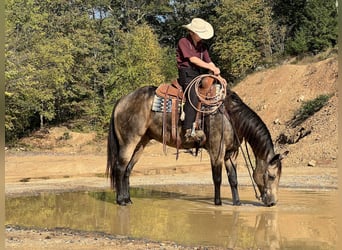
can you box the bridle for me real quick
[262,169,273,201]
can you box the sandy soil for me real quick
[5,56,338,249]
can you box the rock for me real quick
[308,160,316,167]
[297,95,305,102]
[273,119,281,125]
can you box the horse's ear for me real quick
[269,151,289,165]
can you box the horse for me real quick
[224,91,288,206]
[106,85,285,206]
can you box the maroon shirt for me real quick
[176,35,212,70]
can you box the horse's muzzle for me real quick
[262,194,277,207]
[266,201,277,207]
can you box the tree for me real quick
[299,0,337,53]
[272,0,338,55]
[212,0,274,80]
[107,23,166,104]
[5,0,49,140]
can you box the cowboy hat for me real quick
[182,18,214,40]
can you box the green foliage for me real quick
[287,28,309,55]
[290,94,332,127]
[160,46,178,82]
[213,0,273,80]
[277,0,338,55]
[107,24,166,102]
[5,0,119,140]
[59,132,71,141]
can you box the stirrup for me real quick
[184,128,205,143]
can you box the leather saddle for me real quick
[154,76,218,155]
[154,80,184,153]
[155,77,217,100]
[156,79,184,100]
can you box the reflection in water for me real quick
[254,212,280,249]
[116,206,130,234]
[6,186,337,249]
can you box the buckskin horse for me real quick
[106,78,286,206]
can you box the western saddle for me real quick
[154,75,225,155]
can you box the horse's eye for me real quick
[268,174,276,181]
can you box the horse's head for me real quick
[253,151,288,207]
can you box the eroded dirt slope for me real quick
[233,56,337,168]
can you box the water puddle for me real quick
[6,185,337,249]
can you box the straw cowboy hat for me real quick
[182,18,214,40]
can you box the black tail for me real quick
[106,106,119,190]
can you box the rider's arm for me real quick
[189,56,220,75]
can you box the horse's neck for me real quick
[253,146,275,165]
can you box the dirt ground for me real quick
[5,55,338,249]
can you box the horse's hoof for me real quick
[117,200,127,206]
[125,198,133,204]
[214,200,222,206]
[233,200,242,206]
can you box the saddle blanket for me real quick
[152,83,223,113]
[152,95,180,113]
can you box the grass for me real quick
[290,94,332,127]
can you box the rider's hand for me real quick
[212,66,220,76]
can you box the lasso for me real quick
[183,74,228,114]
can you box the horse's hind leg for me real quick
[225,155,241,206]
[121,140,149,204]
[116,139,149,205]
[115,145,136,205]
[115,153,131,206]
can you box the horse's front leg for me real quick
[211,163,223,205]
[225,156,241,206]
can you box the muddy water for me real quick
[6,185,337,249]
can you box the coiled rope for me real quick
[184,74,228,114]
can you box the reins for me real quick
[242,141,261,201]
[225,107,261,201]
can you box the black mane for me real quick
[226,91,275,160]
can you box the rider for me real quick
[176,18,221,143]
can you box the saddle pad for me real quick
[152,84,223,113]
[152,95,181,113]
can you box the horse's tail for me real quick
[106,105,119,190]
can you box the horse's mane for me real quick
[226,91,275,160]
